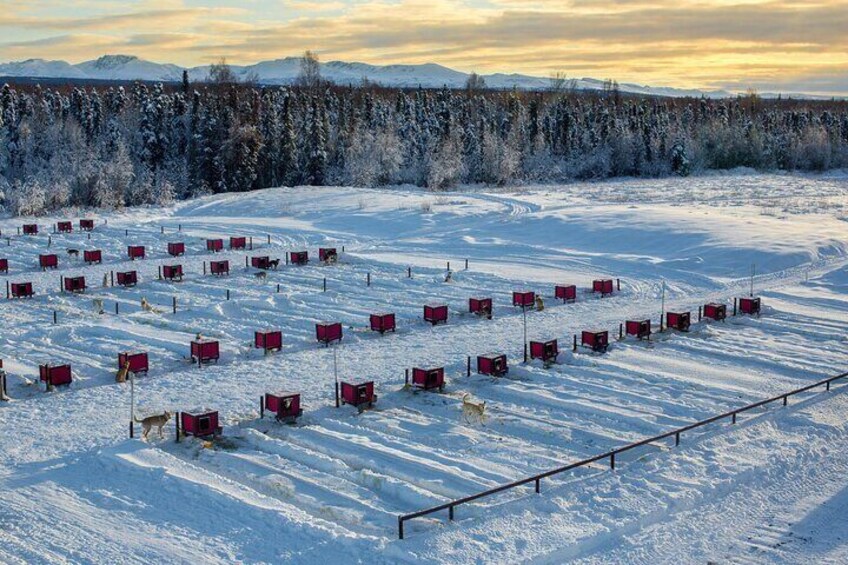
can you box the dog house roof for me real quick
[184,407,216,415]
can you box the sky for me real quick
[1,0,847,95]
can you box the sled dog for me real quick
[135,411,172,440]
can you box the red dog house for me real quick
[666,311,691,332]
[63,276,86,293]
[340,381,377,409]
[181,410,222,438]
[469,297,493,318]
[316,322,343,345]
[0,258,7,274]
[168,242,185,257]
[478,354,509,377]
[581,330,609,353]
[39,254,58,270]
[162,264,183,281]
[23,224,38,235]
[625,319,651,340]
[116,270,138,287]
[191,339,220,365]
[412,367,445,391]
[264,392,303,422]
[593,279,614,296]
[118,352,149,375]
[424,304,448,325]
[207,238,224,252]
[513,291,535,308]
[319,248,338,263]
[703,303,727,321]
[289,251,308,265]
[555,285,577,302]
[251,256,271,270]
[230,236,247,250]
[128,245,145,260]
[10,282,34,298]
[79,219,95,231]
[56,221,73,233]
[739,297,761,316]
[210,260,229,276]
[84,250,102,264]
[39,364,72,387]
[530,339,559,363]
[255,330,283,353]
[370,313,396,334]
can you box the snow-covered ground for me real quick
[0,173,846,564]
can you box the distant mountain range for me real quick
[0,54,798,99]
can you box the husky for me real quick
[134,411,172,440]
[254,271,267,280]
[268,258,280,270]
[67,248,79,258]
[461,394,486,424]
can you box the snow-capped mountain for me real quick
[0,54,737,97]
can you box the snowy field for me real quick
[0,173,847,564]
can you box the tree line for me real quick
[1,65,847,215]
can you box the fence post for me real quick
[398,517,404,540]
[172,297,177,314]
[405,369,409,386]
[48,236,52,247]
[245,256,248,268]
[110,271,114,287]
[535,478,541,493]
[783,395,788,406]
[698,306,702,321]
[449,506,454,521]
[465,258,469,270]
[408,266,412,278]
[733,298,738,316]
[5,281,8,300]
[447,261,450,271]
[276,283,280,293]
[732,412,736,424]
[675,431,680,446]
[827,381,831,391]
[53,310,57,324]
[249,236,253,250]
[115,302,119,315]
[573,335,577,352]
[617,278,621,291]
[267,234,271,244]
[367,273,371,287]
[467,356,471,377]
[175,413,180,443]
[260,396,264,419]
[610,452,616,470]
[323,277,327,292]
[226,289,230,301]
[619,323,623,340]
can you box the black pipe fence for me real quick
[397,369,848,539]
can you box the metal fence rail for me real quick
[397,370,848,539]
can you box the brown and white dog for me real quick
[134,412,172,440]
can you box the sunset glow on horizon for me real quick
[2,0,847,95]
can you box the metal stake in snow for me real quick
[522,305,528,363]
[129,369,135,439]
[750,263,756,297]
[332,344,340,408]
[660,280,666,332]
